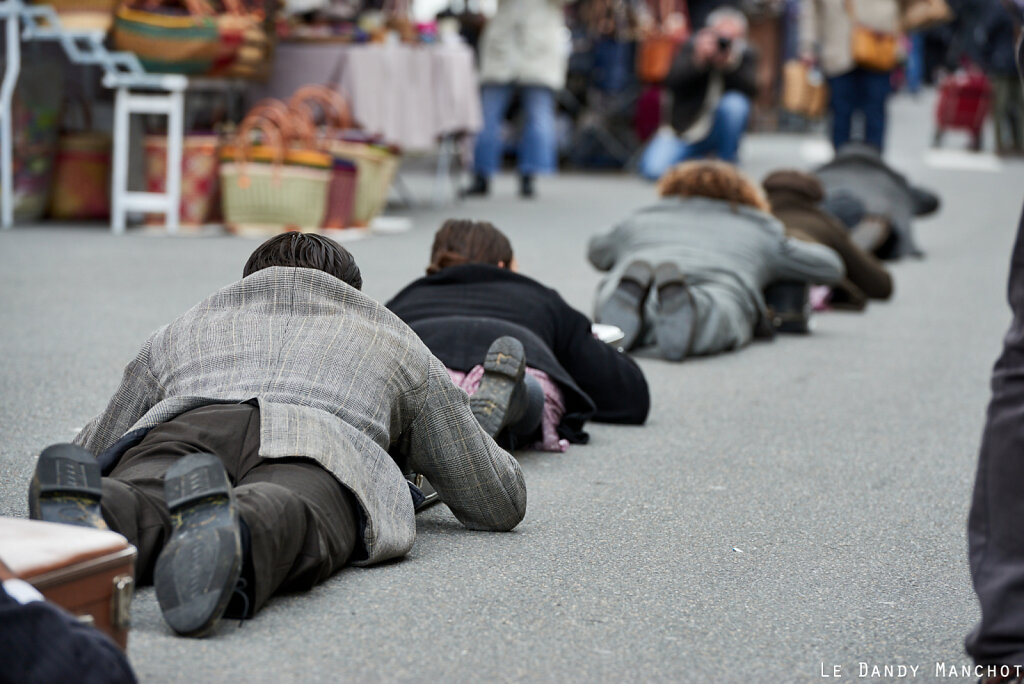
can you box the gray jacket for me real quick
[588,197,845,325]
[814,143,923,258]
[73,267,527,565]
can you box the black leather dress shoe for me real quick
[154,453,242,638]
[28,443,107,530]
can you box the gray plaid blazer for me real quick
[73,266,527,565]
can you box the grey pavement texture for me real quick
[1,92,1022,682]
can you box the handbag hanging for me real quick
[635,0,688,83]
[844,0,899,72]
[781,60,828,118]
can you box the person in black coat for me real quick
[386,219,650,450]
[0,556,136,684]
[637,7,758,180]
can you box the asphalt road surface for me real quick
[1,92,1021,682]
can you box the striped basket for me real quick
[219,117,332,234]
[113,4,221,74]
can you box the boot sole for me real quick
[598,260,652,351]
[470,336,526,438]
[155,453,241,638]
[28,444,107,529]
[653,263,697,362]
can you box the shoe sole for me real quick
[598,260,652,351]
[470,336,526,439]
[653,263,696,362]
[28,444,107,529]
[155,453,241,638]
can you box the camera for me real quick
[717,35,732,52]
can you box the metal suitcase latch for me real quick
[111,574,134,630]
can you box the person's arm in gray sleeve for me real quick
[73,333,164,456]
[402,357,526,532]
[773,235,846,284]
[588,223,628,272]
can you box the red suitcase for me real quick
[0,517,136,650]
[933,67,992,150]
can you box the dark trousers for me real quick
[967,201,1024,665]
[99,403,359,614]
[827,68,891,152]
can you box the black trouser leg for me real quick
[967,202,1024,665]
[99,403,359,614]
[234,458,359,611]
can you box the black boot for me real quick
[462,174,490,197]
[470,336,528,439]
[519,174,535,198]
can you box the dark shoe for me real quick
[470,336,527,439]
[764,281,812,334]
[406,472,441,513]
[462,174,490,197]
[597,260,653,351]
[519,174,534,198]
[652,263,696,362]
[154,453,241,638]
[28,444,107,529]
[910,184,940,217]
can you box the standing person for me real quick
[590,160,844,361]
[27,232,526,639]
[638,7,758,180]
[965,28,1024,684]
[800,0,902,151]
[977,0,1024,156]
[387,219,650,451]
[464,0,569,199]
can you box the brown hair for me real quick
[657,160,771,212]
[427,219,514,275]
[243,232,362,290]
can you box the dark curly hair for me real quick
[243,232,362,290]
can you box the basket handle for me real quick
[287,85,354,132]
[247,99,318,149]
[233,115,285,187]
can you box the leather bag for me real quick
[845,0,899,71]
[636,0,688,83]
[782,60,828,118]
[1,517,136,651]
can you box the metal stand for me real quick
[0,0,187,233]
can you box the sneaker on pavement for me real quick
[652,263,696,362]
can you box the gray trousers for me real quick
[595,275,753,355]
[100,403,359,613]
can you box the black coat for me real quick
[386,264,650,442]
[665,40,758,137]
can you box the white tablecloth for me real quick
[252,42,483,151]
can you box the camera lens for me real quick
[717,36,731,51]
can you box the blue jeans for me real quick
[638,91,751,181]
[827,68,891,151]
[473,84,557,178]
[905,33,924,94]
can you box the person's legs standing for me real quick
[966,201,1024,667]
[517,85,558,196]
[638,129,691,180]
[827,70,857,150]
[709,91,752,162]
[470,84,515,190]
[861,68,892,151]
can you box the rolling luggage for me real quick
[0,517,136,650]
[933,66,992,151]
